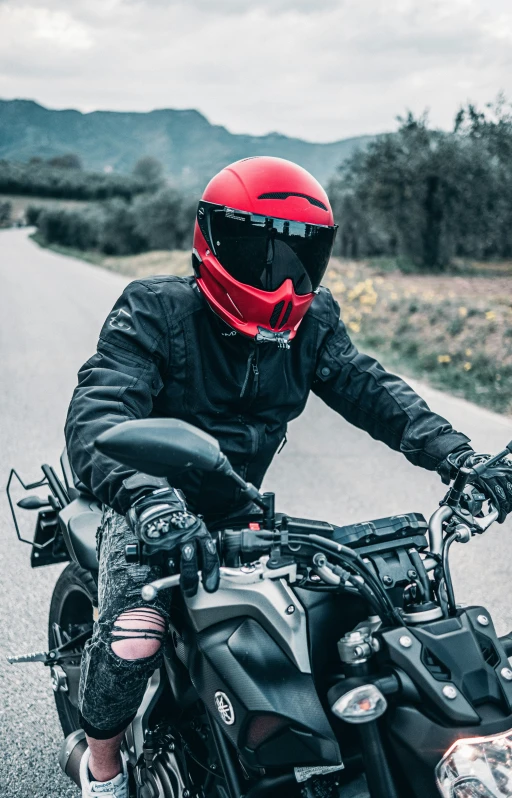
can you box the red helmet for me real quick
[192,156,337,345]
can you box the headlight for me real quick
[436,729,512,797]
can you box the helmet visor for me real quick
[198,201,337,295]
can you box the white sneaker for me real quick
[79,747,129,797]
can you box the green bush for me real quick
[0,199,11,226]
[38,206,101,250]
[33,188,196,256]
[25,204,43,226]
[0,159,149,201]
[132,188,196,250]
[99,200,145,256]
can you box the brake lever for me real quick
[469,443,512,480]
[471,504,499,533]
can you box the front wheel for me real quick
[48,562,97,736]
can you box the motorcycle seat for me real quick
[59,496,101,572]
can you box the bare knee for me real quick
[110,607,166,661]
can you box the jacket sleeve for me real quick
[64,280,170,513]
[311,291,470,471]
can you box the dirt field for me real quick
[326,258,512,415]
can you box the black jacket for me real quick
[65,275,470,519]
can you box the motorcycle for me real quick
[7,417,512,798]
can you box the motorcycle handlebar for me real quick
[141,478,503,602]
[430,487,499,558]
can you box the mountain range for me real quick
[0,99,373,191]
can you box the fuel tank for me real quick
[187,615,341,769]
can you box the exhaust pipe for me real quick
[59,729,87,787]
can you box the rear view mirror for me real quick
[95,419,223,477]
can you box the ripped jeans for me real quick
[78,507,171,739]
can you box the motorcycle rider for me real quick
[65,156,512,797]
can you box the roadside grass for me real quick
[326,259,512,416]
[30,234,512,415]
[30,232,106,265]
[29,232,190,276]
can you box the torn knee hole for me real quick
[110,607,166,660]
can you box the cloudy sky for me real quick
[0,0,511,142]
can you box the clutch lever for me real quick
[140,565,257,600]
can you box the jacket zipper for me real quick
[239,347,260,456]
[240,347,259,400]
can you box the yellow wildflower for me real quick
[347,281,365,302]
[465,348,472,356]
[438,355,451,364]
[390,292,398,301]
[348,321,361,333]
[459,307,468,318]
[486,311,496,321]
[463,362,472,371]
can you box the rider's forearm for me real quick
[312,303,470,471]
[64,353,160,512]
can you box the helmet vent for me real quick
[258,192,328,211]
[279,301,293,329]
[270,300,285,328]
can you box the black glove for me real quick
[126,486,220,597]
[438,447,512,523]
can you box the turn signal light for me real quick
[331,684,387,724]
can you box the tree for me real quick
[132,156,165,188]
[48,153,83,170]
[328,98,512,270]
[98,199,147,255]
[0,159,148,201]
[0,200,11,227]
[132,187,195,250]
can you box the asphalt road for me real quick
[1,228,512,797]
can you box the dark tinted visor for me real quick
[198,201,337,295]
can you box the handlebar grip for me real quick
[223,529,242,556]
[223,528,272,558]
